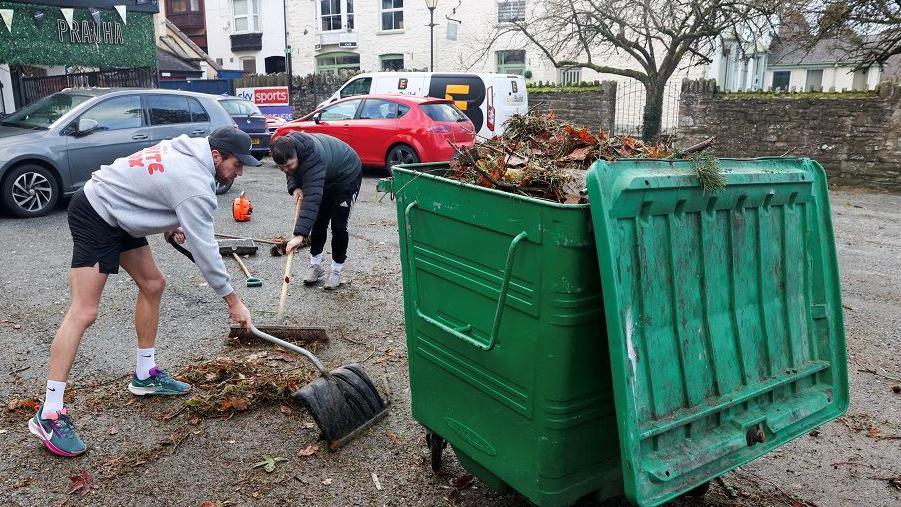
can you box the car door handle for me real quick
[132,134,149,140]
[191,129,206,136]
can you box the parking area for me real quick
[0,161,898,506]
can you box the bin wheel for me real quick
[683,481,711,497]
[427,433,445,473]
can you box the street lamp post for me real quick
[425,0,438,72]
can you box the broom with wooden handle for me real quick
[277,196,303,321]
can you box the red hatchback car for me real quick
[272,95,475,170]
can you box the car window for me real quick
[320,99,362,121]
[1,92,91,129]
[243,101,262,115]
[359,99,398,120]
[79,95,143,131]
[188,98,210,122]
[397,104,410,118]
[340,77,372,98]
[420,103,467,122]
[219,100,243,115]
[149,95,192,125]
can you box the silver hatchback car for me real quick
[0,88,236,218]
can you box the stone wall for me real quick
[678,78,901,191]
[528,81,618,133]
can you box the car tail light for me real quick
[426,124,452,134]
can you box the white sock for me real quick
[332,262,344,274]
[136,347,156,380]
[42,380,66,418]
[310,254,323,266]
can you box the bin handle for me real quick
[404,200,527,351]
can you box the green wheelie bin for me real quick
[379,157,848,506]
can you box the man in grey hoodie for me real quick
[27,127,260,457]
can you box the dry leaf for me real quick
[108,426,119,435]
[7,398,40,412]
[385,431,402,445]
[302,422,316,430]
[564,125,598,145]
[298,444,319,457]
[253,454,287,473]
[220,397,250,412]
[67,470,96,496]
[560,146,593,162]
[321,478,333,486]
[279,405,293,415]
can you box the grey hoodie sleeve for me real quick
[175,195,234,297]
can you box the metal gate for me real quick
[614,79,681,137]
[20,68,158,105]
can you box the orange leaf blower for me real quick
[233,191,253,222]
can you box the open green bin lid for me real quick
[586,158,848,506]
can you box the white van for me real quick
[318,72,528,138]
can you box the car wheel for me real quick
[216,180,233,195]
[2,164,59,218]
[386,144,419,175]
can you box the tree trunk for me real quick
[641,83,665,141]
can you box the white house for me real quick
[283,0,703,85]
[203,0,288,74]
[763,36,882,92]
[705,36,771,91]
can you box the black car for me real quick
[217,97,268,159]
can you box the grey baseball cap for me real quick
[208,126,262,167]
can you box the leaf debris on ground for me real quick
[67,470,97,496]
[176,352,317,418]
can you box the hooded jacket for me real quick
[283,132,361,237]
[82,135,233,297]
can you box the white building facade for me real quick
[284,0,703,85]
[204,0,288,74]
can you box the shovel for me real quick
[248,324,390,449]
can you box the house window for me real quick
[233,0,261,33]
[805,69,823,92]
[170,0,200,13]
[241,57,257,74]
[559,67,581,85]
[771,70,790,90]
[498,1,525,23]
[496,50,526,75]
[320,0,354,32]
[316,52,360,74]
[380,53,404,71]
[381,0,403,30]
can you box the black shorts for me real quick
[68,190,148,274]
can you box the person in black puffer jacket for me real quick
[271,132,362,289]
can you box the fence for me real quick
[614,79,682,136]
[20,68,158,105]
[159,78,232,95]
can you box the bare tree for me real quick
[480,0,778,140]
[805,0,901,68]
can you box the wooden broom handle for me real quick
[277,196,303,320]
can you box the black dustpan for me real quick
[248,325,389,449]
